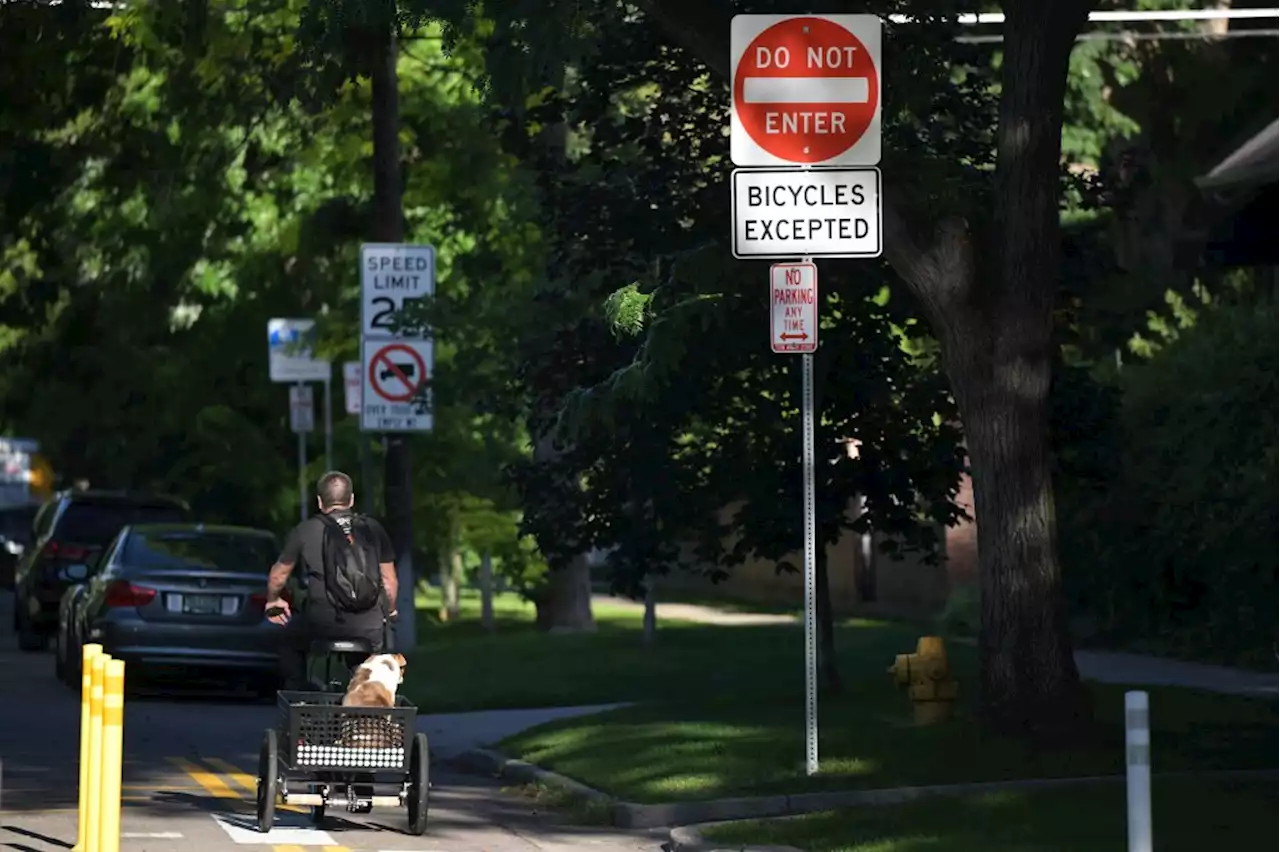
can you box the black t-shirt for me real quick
[278,511,395,627]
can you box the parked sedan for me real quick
[57,523,291,694]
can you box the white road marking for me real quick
[211,812,336,845]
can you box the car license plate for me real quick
[183,594,220,615]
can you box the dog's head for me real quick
[363,652,407,684]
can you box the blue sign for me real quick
[267,318,330,383]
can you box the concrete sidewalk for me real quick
[1074,649,1276,699]
[593,595,796,626]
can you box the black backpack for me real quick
[318,513,383,613]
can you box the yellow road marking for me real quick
[204,757,258,795]
[204,757,305,813]
[167,757,240,799]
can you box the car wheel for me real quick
[15,602,46,652]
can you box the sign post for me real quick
[360,242,436,652]
[289,385,314,524]
[772,261,820,776]
[733,12,883,778]
[344,361,374,514]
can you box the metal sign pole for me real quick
[801,351,818,776]
[296,383,308,524]
[323,376,333,472]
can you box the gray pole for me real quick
[323,375,333,472]
[297,383,308,524]
[801,352,818,776]
[480,551,495,631]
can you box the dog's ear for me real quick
[394,653,407,668]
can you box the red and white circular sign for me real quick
[730,15,881,167]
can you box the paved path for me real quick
[608,594,1276,698]
[0,592,663,852]
[591,595,796,627]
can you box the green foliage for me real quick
[1059,291,1279,665]
[0,2,540,564]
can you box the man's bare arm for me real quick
[266,562,294,602]
[379,562,398,612]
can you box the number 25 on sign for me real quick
[771,263,818,354]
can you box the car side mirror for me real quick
[64,563,90,582]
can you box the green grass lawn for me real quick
[500,682,1277,802]
[701,776,1279,852]
[403,588,1276,806]
[402,588,920,713]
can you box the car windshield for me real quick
[0,506,36,542]
[58,502,187,545]
[123,531,278,574]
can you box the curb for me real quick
[452,748,1278,831]
[668,823,803,852]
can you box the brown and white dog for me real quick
[341,653,407,708]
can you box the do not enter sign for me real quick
[731,15,881,167]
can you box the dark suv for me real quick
[12,490,190,650]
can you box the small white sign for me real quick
[342,361,361,415]
[361,243,436,339]
[268,318,330,383]
[730,14,882,167]
[732,167,882,259]
[289,385,315,433]
[0,437,37,506]
[771,263,818,354]
[361,339,434,433]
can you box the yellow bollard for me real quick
[85,653,108,852]
[74,644,103,852]
[99,659,126,852]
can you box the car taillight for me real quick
[42,541,88,561]
[103,580,156,608]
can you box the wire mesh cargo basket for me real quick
[277,691,416,773]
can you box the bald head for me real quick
[316,471,354,512]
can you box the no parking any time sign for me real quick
[730,14,881,167]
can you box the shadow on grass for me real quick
[497,674,1278,803]
[703,776,1279,852]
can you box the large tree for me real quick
[640,0,1095,737]
[410,0,1097,737]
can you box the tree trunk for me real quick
[536,553,597,633]
[950,0,1089,740]
[815,548,841,695]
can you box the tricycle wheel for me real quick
[406,733,429,835]
[256,729,279,833]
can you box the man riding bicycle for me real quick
[265,470,398,691]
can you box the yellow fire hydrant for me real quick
[888,636,959,725]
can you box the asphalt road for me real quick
[0,592,665,852]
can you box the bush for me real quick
[1058,294,1278,666]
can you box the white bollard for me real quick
[1125,690,1153,852]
